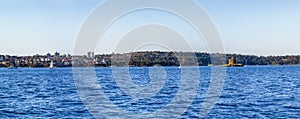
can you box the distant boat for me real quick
[223,64,244,67]
[223,57,244,67]
[49,60,54,69]
[8,66,18,69]
[209,57,244,67]
[102,59,107,65]
[110,65,116,67]
[152,64,160,67]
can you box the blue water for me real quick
[0,66,299,118]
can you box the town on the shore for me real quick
[1,51,300,68]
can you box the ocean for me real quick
[0,66,299,118]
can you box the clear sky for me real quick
[1,0,300,56]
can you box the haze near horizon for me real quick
[1,0,300,56]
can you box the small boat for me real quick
[110,65,116,68]
[8,66,18,69]
[49,60,54,69]
[102,59,107,65]
[223,57,244,67]
[223,64,244,67]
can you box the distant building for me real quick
[55,52,60,57]
[67,54,72,58]
[47,53,51,57]
[88,52,91,58]
[87,51,95,58]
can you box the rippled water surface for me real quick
[0,66,299,118]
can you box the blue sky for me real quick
[1,0,300,56]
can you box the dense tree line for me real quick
[109,52,300,66]
[1,51,300,68]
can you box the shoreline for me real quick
[2,51,300,68]
[1,64,300,69]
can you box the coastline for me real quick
[1,51,300,68]
[2,64,300,69]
